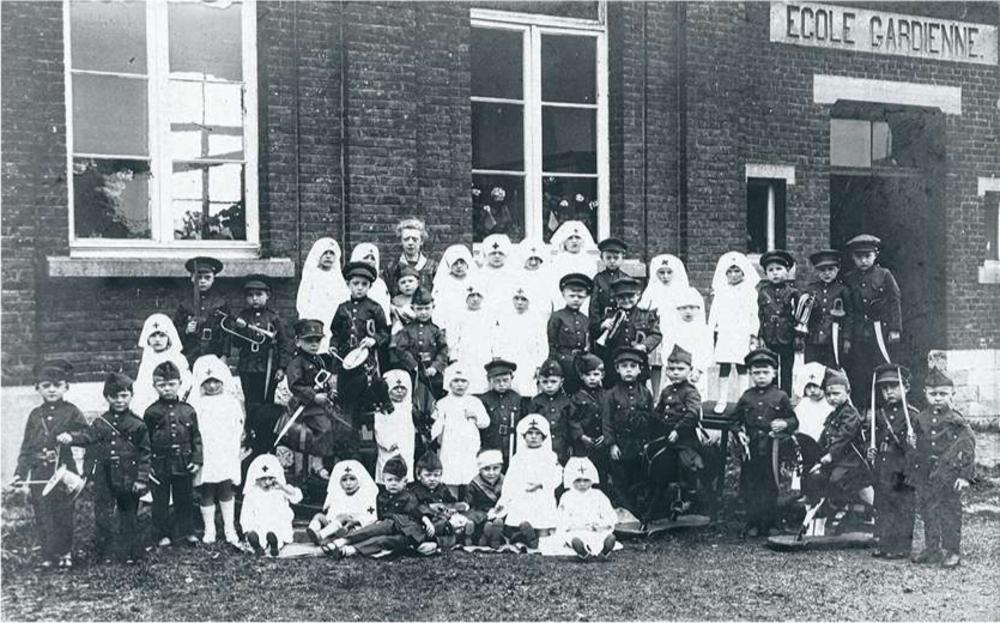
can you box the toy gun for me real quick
[273,369,333,447]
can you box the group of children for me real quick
[10,218,975,569]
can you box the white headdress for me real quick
[297,237,350,324]
[433,244,478,292]
[562,456,600,489]
[350,242,382,273]
[549,220,597,254]
[674,285,707,323]
[795,362,828,398]
[138,313,183,352]
[515,414,553,455]
[190,354,234,389]
[243,453,287,496]
[477,449,504,469]
[443,362,472,389]
[323,459,378,515]
[640,254,691,312]
[515,240,552,268]
[711,251,760,294]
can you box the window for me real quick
[830,107,945,171]
[746,178,786,254]
[470,9,608,244]
[986,192,999,262]
[65,0,257,256]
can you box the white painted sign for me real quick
[770,1,998,66]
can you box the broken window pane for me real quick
[168,1,242,81]
[170,80,244,161]
[73,74,148,156]
[830,119,872,168]
[472,174,525,243]
[70,0,146,74]
[171,161,246,240]
[73,158,152,239]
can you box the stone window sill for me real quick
[979,260,1000,285]
[47,256,296,279]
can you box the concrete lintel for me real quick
[978,177,1000,196]
[746,164,796,184]
[47,257,296,279]
[813,74,963,115]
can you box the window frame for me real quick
[470,6,609,244]
[746,176,788,254]
[63,0,259,259]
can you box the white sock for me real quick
[201,506,217,541]
[220,499,237,538]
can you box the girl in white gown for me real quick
[548,221,598,313]
[431,363,491,494]
[663,286,712,399]
[448,277,494,394]
[513,240,557,319]
[296,237,350,352]
[374,369,416,484]
[431,244,479,334]
[639,254,692,394]
[478,233,518,319]
[496,415,562,539]
[133,313,192,414]
[706,251,760,413]
[240,454,303,556]
[307,459,379,546]
[555,457,618,559]
[491,283,548,397]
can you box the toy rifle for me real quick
[273,369,333,447]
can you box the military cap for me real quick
[575,353,604,375]
[744,348,779,368]
[874,363,909,386]
[924,367,954,388]
[822,367,851,390]
[760,250,795,270]
[597,237,628,254]
[184,256,223,275]
[610,276,642,297]
[294,319,324,339]
[411,286,434,307]
[34,359,73,384]
[538,358,564,378]
[152,360,181,380]
[396,265,420,282]
[484,358,517,377]
[845,234,881,252]
[614,347,645,366]
[559,272,593,293]
[383,455,408,479]
[103,371,134,396]
[415,450,443,472]
[666,344,693,365]
[243,273,270,291]
[342,261,377,283]
[808,249,841,268]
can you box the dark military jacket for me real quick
[330,296,390,366]
[757,281,800,346]
[476,389,524,463]
[174,290,231,365]
[285,349,336,420]
[733,385,798,458]
[143,398,203,477]
[409,481,462,520]
[464,475,503,516]
[548,307,590,371]
[803,280,852,346]
[377,488,427,544]
[910,405,975,489]
[871,401,921,477]
[601,381,654,458]
[843,265,902,342]
[386,255,438,297]
[568,385,605,456]
[390,319,449,374]
[75,408,151,494]
[527,391,574,463]
[819,401,867,468]
[591,306,662,358]
[653,379,701,446]
[589,267,626,321]
[15,400,88,480]
[232,306,292,374]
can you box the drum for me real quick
[341,346,370,371]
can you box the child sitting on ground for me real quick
[495,415,563,549]
[794,362,830,442]
[133,313,192,414]
[431,363,490,498]
[307,459,379,547]
[240,453,303,556]
[409,451,473,548]
[375,370,416,484]
[556,457,618,560]
[464,449,506,548]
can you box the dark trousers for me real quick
[740,446,779,531]
[874,467,915,555]
[609,454,645,512]
[240,371,275,414]
[151,473,195,540]
[764,342,795,394]
[804,342,839,370]
[848,340,894,409]
[93,469,141,559]
[341,519,411,555]
[918,485,962,554]
[30,486,75,561]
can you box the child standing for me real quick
[188,355,244,545]
[589,238,629,322]
[479,233,517,318]
[409,451,473,547]
[653,345,703,490]
[593,277,662,387]
[432,244,479,332]
[448,280,494,393]
[476,358,525,465]
[492,284,547,397]
[240,453,303,556]
[12,360,89,568]
[757,250,801,395]
[375,370,417,484]
[431,363,491,496]
[390,286,449,398]
[174,256,231,367]
[707,251,760,414]
[464,449,506,548]
[307,459,379,547]
[548,273,593,395]
[733,348,798,537]
[556,457,618,560]
[803,250,852,369]
[144,360,203,547]
[549,221,598,314]
[567,354,608,482]
[601,347,655,511]
[330,261,391,392]
[794,362,830,442]
[668,287,712,399]
[349,243,393,323]
[527,359,575,464]
[390,266,420,335]
[639,254,690,392]
[495,416,563,549]
[59,372,151,564]
[514,240,556,319]
[910,368,974,568]
[297,237,350,352]
[133,313,192,414]
[232,275,291,411]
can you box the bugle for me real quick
[596,309,626,348]
[216,310,276,351]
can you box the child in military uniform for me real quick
[756,250,800,394]
[60,372,151,563]
[803,250,852,369]
[652,345,703,491]
[567,354,607,482]
[12,360,89,567]
[476,358,526,465]
[231,274,291,411]
[733,348,798,537]
[144,360,203,546]
[867,364,919,560]
[589,238,628,321]
[464,449,506,548]
[527,359,575,464]
[409,451,473,547]
[601,347,655,512]
[548,273,594,395]
[174,256,231,367]
[842,234,902,408]
[390,286,449,398]
[592,277,662,388]
[910,368,975,568]
[389,265,420,334]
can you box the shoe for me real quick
[747,526,759,538]
[185,534,200,545]
[40,560,53,569]
[322,543,342,559]
[518,522,539,550]
[570,537,589,560]
[484,523,505,550]
[125,558,135,565]
[870,549,886,558]
[202,531,216,545]
[941,552,961,569]
[57,555,72,569]
[307,526,322,546]
[417,542,438,556]
[224,531,240,547]
[157,537,172,547]
[266,532,280,557]
[713,401,727,415]
[911,549,943,564]
[883,552,907,560]
[247,532,265,555]
[600,534,617,558]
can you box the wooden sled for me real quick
[766,531,875,552]
[614,507,710,538]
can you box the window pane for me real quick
[170,81,244,161]
[542,107,596,173]
[542,176,597,243]
[73,74,148,156]
[168,1,242,81]
[541,35,595,104]
[473,174,524,243]
[471,28,522,99]
[73,158,151,239]
[172,162,246,240]
[472,102,524,171]
[70,1,146,74]
[830,119,871,168]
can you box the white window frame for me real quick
[63,0,259,259]
[471,6,609,244]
